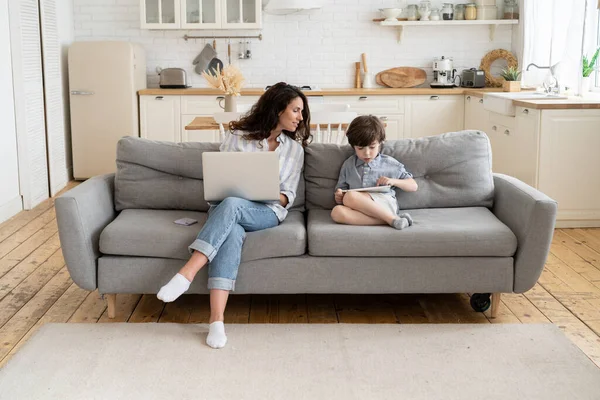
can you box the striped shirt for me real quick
[219,130,304,222]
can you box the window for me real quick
[596,9,600,87]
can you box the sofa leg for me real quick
[107,294,117,319]
[491,293,501,318]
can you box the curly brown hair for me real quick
[229,82,312,147]
[345,115,386,147]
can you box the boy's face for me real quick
[354,141,381,164]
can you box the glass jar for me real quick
[418,0,431,21]
[430,7,441,20]
[465,3,477,20]
[442,3,454,20]
[454,4,465,20]
[407,4,418,21]
[503,0,519,19]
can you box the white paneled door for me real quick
[0,0,22,223]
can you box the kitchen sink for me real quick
[483,92,568,116]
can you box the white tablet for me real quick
[342,185,392,193]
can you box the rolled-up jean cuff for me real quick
[208,277,236,291]
[188,239,217,261]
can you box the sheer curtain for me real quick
[520,0,597,93]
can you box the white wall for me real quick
[73,0,515,88]
[0,0,22,223]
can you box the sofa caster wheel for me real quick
[470,293,491,312]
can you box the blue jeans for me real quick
[188,197,279,291]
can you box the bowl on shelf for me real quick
[379,8,402,21]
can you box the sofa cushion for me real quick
[114,136,305,212]
[99,209,307,261]
[307,208,517,257]
[304,130,494,210]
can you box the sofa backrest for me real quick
[304,130,494,210]
[114,137,305,212]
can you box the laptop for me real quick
[202,152,280,202]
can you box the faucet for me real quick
[526,63,561,94]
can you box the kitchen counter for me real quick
[139,87,504,96]
[467,89,600,110]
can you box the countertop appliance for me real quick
[159,68,188,88]
[461,68,486,88]
[430,56,459,88]
[68,41,146,179]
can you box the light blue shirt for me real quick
[219,130,304,222]
[335,153,413,201]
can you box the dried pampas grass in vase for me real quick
[202,64,245,111]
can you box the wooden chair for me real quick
[310,111,358,145]
[212,108,357,144]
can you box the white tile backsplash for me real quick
[74,0,515,88]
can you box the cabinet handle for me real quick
[380,116,388,121]
[430,95,439,100]
[466,96,471,101]
[522,109,529,114]
[71,90,94,95]
[155,96,164,100]
[492,125,497,131]
[504,129,510,135]
[358,96,367,101]
[479,99,483,104]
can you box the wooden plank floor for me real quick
[1,181,600,369]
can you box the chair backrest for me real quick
[212,110,358,144]
[310,111,358,145]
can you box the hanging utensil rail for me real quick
[184,34,263,41]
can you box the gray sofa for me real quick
[55,131,558,318]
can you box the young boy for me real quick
[331,115,418,230]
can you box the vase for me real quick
[219,95,237,112]
[580,77,591,96]
[502,80,521,92]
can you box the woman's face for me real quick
[277,97,304,132]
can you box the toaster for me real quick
[159,68,188,88]
[461,68,486,88]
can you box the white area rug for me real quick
[1,323,599,400]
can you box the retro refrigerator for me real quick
[68,41,146,179]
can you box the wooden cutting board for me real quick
[376,67,427,88]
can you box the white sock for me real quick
[157,273,190,302]
[391,217,409,230]
[206,321,227,349]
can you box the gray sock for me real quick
[392,217,409,230]
[400,213,413,226]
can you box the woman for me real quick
[157,82,311,348]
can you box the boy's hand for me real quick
[377,176,394,187]
[335,188,345,204]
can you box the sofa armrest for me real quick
[55,174,117,291]
[492,174,557,293]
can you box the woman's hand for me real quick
[280,193,289,207]
[335,188,345,204]
[377,176,394,187]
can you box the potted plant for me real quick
[500,66,521,92]
[582,47,600,94]
[202,64,245,111]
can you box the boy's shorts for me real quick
[368,192,398,216]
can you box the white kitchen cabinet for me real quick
[142,0,262,29]
[140,95,181,142]
[140,0,180,29]
[512,106,540,187]
[404,95,464,138]
[464,95,489,133]
[221,0,261,29]
[324,95,405,140]
[537,109,600,227]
